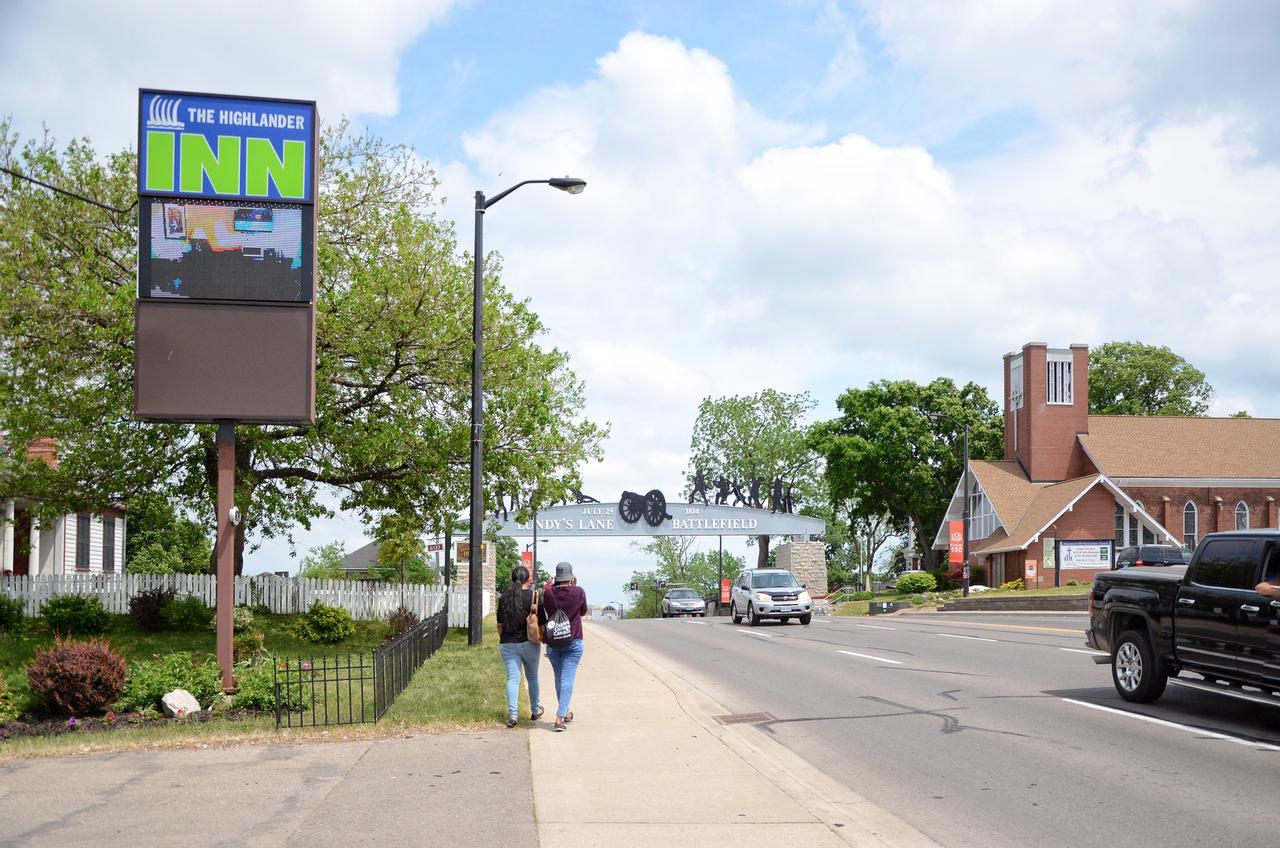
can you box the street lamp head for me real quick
[549,177,587,195]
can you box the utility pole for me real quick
[962,422,971,598]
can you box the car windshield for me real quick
[668,589,699,599]
[752,572,800,589]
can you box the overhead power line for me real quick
[1,165,137,216]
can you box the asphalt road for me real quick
[602,612,1280,848]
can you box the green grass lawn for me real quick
[381,615,509,726]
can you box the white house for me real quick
[1,438,127,576]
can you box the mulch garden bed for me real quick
[0,708,267,741]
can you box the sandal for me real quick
[531,708,544,721]
[506,715,518,728]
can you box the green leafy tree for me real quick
[623,537,744,616]
[298,541,346,580]
[820,499,899,591]
[122,493,211,574]
[368,513,434,584]
[0,120,606,573]
[1088,342,1213,416]
[810,378,1002,572]
[686,389,821,567]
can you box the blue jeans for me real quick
[499,641,541,718]
[545,639,585,719]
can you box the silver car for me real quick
[661,588,706,617]
[730,568,812,625]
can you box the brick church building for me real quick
[934,342,1280,588]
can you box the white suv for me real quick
[730,569,812,626]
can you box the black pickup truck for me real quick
[1086,530,1280,704]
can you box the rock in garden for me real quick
[161,689,202,718]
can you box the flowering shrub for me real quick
[999,579,1026,591]
[233,630,266,662]
[129,587,177,632]
[40,595,110,636]
[0,676,21,723]
[26,636,128,716]
[114,652,221,713]
[232,605,257,634]
[293,601,355,644]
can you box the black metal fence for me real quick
[273,608,449,728]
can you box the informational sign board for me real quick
[134,88,318,424]
[1026,559,1037,579]
[138,90,316,203]
[1060,540,1113,569]
[427,542,444,553]
[1043,538,1056,570]
[720,579,731,604]
[456,542,486,563]
[949,520,964,564]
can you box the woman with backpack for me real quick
[539,561,588,732]
[496,565,543,728]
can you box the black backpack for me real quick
[544,590,573,647]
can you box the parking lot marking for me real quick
[856,623,896,631]
[1061,698,1280,751]
[936,633,997,642]
[838,649,903,665]
[1060,647,1109,656]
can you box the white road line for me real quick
[856,623,896,631]
[1060,647,1109,656]
[739,631,774,639]
[838,649,902,665]
[936,633,997,642]
[1061,697,1280,751]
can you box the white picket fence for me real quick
[0,573,487,627]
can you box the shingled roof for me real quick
[1080,416,1280,478]
[973,474,1101,555]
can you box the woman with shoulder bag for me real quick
[496,566,543,727]
[539,561,588,732]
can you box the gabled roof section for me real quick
[975,475,1099,555]
[1081,415,1280,478]
[969,461,1039,529]
[340,541,379,573]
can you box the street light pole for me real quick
[467,177,586,646]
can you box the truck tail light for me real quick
[1135,559,1144,567]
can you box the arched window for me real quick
[1183,501,1198,549]
[1236,501,1250,530]
[1114,502,1125,546]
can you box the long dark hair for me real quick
[503,566,531,615]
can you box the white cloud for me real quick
[0,0,460,152]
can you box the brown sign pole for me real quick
[215,421,236,691]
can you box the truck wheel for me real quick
[1112,629,1168,703]
[799,613,812,626]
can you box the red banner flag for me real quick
[948,520,964,564]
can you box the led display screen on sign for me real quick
[139,198,313,302]
[138,90,316,203]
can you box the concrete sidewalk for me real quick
[0,732,535,848]
[528,623,937,847]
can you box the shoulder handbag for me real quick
[526,588,543,645]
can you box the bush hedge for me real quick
[26,636,128,716]
[129,587,177,632]
[294,601,355,644]
[115,652,222,713]
[895,572,937,594]
[161,594,213,631]
[999,578,1026,591]
[386,605,420,640]
[0,676,21,723]
[0,593,23,632]
[41,595,110,636]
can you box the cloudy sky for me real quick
[5,1,1280,604]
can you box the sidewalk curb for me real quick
[590,624,942,848]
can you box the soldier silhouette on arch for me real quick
[690,469,710,504]
[714,476,730,506]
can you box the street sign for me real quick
[948,520,964,564]
[426,542,444,553]
[657,577,668,588]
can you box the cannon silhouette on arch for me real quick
[618,489,672,527]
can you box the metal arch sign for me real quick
[138,89,317,203]
[495,502,826,539]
